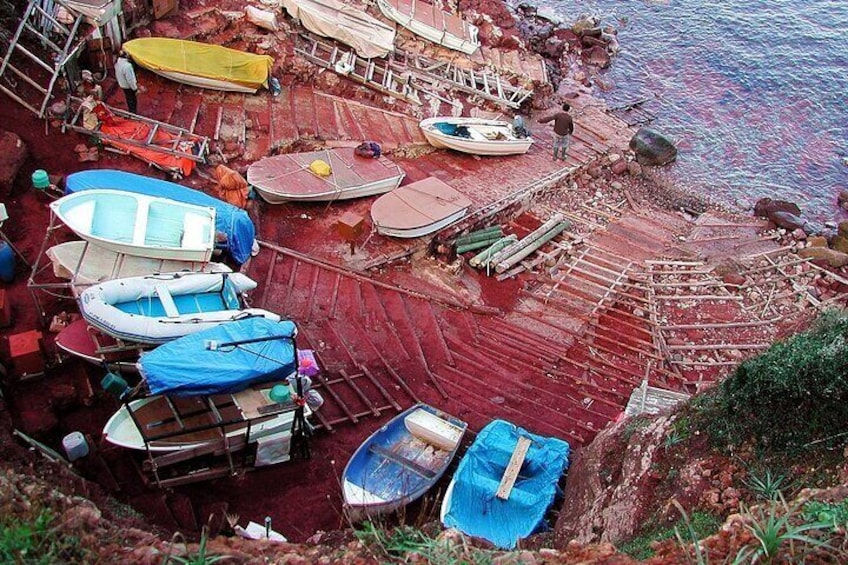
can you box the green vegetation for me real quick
[355,521,519,564]
[618,510,721,560]
[695,310,848,454]
[732,499,833,564]
[743,468,790,501]
[664,415,691,452]
[803,499,848,531]
[164,527,229,565]
[0,508,90,564]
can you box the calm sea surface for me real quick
[519,0,848,222]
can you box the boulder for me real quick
[769,211,806,231]
[582,45,611,68]
[629,128,677,166]
[837,189,848,209]
[753,197,801,218]
[832,235,848,254]
[807,236,829,248]
[799,247,848,268]
[839,220,848,238]
[0,130,29,196]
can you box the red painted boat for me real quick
[370,176,471,238]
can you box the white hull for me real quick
[376,0,479,54]
[376,206,468,238]
[154,69,259,94]
[79,272,280,344]
[50,190,217,263]
[102,394,298,452]
[256,176,403,204]
[420,117,533,156]
[47,240,231,286]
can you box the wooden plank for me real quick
[496,436,531,500]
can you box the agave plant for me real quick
[743,468,789,501]
[732,498,832,564]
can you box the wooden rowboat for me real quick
[371,177,471,238]
[342,404,467,520]
[247,147,405,203]
[420,117,533,156]
[50,189,216,262]
[47,240,230,287]
[375,0,479,54]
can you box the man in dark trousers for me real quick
[114,49,139,114]
[539,102,574,161]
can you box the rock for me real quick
[629,128,677,166]
[832,235,848,254]
[0,130,29,196]
[722,273,746,286]
[627,160,643,177]
[808,236,828,248]
[792,228,807,240]
[611,159,628,175]
[582,45,611,68]
[799,247,848,268]
[839,221,848,238]
[838,189,848,207]
[769,211,806,231]
[753,197,801,218]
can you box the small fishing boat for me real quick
[103,319,316,453]
[420,117,533,156]
[371,177,471,238]
[78,272,280,344]
[50,189,217,262]
[65,169,256,265]
[122,38,274,93]
[55,319,145,367]
[440,419,570,549]
[281,0,396,58]
[47,240,231,287]
[342,404,467,520]
[375,0,479,54]
[247,147,405,203]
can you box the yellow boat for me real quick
[122,38,274,94]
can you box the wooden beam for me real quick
[497,436,531,500]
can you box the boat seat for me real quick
[155,285,180,318]
[182,212,209,249]
[370,444,437,479]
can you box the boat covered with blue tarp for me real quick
[440,419,570,549]
[138,317,298,396]
[65,169,256,264]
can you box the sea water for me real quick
[518,0,848,222]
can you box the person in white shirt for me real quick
[114,49,139,114]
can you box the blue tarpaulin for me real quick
[65,169,256,264]
[441,419,570,549]
[139,318,298,396]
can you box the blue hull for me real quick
[441,419,570,549]
[342,404,467,519]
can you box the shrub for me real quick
[705,310,848,453]
[0,509,89,564]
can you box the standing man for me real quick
[539,102,574,161]
[114,49,139,114]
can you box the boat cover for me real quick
[139,318,298,396]
[123,38,273,91]
[442,419,570,549]
[65,170,255,264]
[281,0,396,58]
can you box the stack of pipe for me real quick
[454,226,504,254]
[481,214,570,274]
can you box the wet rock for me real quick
[839,220,848,238]
[807,236,828,248]
[799,247,848,268]
[832,235,848,254]
[582,45,611,68]
[769,211,806,231]
[627,160,643,177]
[611,159,628,175]
[722,273,746,286]
[753,197,801,218]
[792,228,807,240]
[0,130,28,196]
[838,189,848,210]
[629,128,677,166]
[541,37,567,59]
